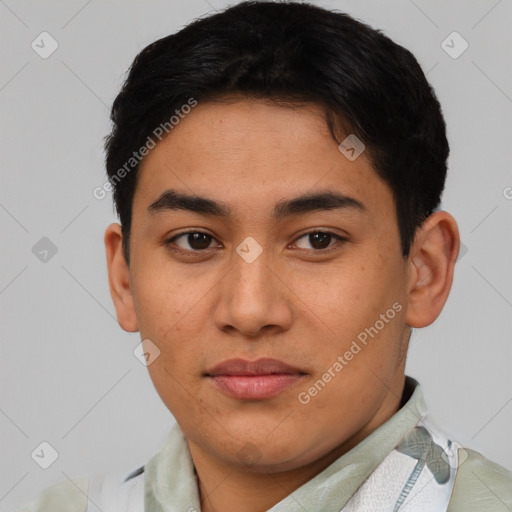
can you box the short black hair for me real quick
[104,0,449,264]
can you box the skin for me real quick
[105,98,460,512]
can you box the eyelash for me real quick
[164,230,347,256]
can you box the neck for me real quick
[188,376,405,512]
[191,441,351,512]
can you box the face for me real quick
[120,99,414,472]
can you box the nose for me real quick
[213,246,293,338]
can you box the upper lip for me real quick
[206,358,305,376]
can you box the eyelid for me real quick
[166,230,220,251]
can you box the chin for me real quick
[229,447,305,474]
[219,433,316,472]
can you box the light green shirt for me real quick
[19,377,512,511]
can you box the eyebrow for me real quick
[147,189,366,220]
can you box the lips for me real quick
[206,358,306,400]
[206,357,304,376]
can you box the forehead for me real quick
[133,99,392,216]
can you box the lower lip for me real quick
[209,374,303,400]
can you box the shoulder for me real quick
[17,477,90,512]
[16,466,145,512]
[448,448,512,511]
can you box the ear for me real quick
[405,211,460,328]
[104,223,139,332]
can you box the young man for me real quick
[19,1,512,511]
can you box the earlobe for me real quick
[405,211,460,328]
[104,223,139,332]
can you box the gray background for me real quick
[1,0,511,510]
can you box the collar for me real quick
[144,376,427,512]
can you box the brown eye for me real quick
[294,231,344,251]
[309,232,331,249]
[170,232,216,251]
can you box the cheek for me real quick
[295,254,405,361]
[294,262,385,330]
[131,257,207,339]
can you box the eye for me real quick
[167,231,219,252]
[293,231,345,251]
